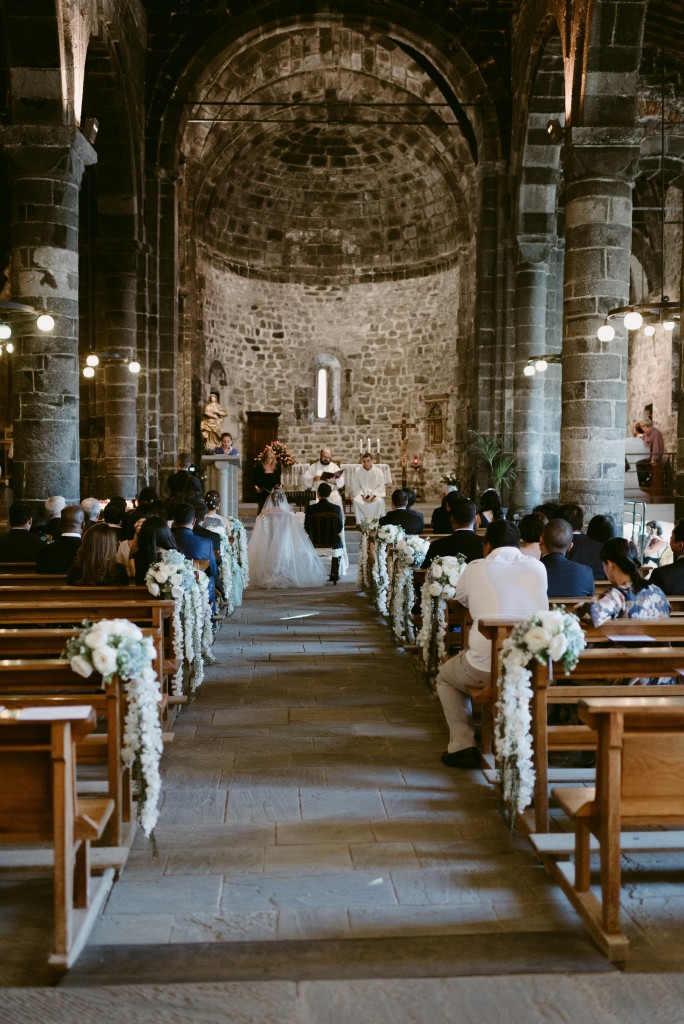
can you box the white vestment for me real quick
[350,465,386,523]
[304,460,344,493]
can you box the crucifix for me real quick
[392,413,417,489]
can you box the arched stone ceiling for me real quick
[180,25,476,283]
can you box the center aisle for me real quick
[70,579,598,981]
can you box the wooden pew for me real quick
[0,573,66,587]
[0,705,115,967]
[0,659,131,848]
[532,696,684,962]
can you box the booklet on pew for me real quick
[604,633,656,643]
[0,705,94,721]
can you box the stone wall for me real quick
[199,252,464,500]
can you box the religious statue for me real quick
[200,393,229,451]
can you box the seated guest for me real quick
[431,485,460,534]
[0,501,46,560]
[436,520,548,768]
[405,488,418,508]
[204,490,230,533]
[305,482,348,577]
[67,522,129,585]
[80,497,102,531]
[193,500,222,558]
[350,452,386,524]
[103,498,126,533]
[533,501,560,521]
[475,488,503,529]
[172,501,218,607]
[422,496,483,571]
[31,494,65,542]
[132,516,178,585]
[167,453,202,499]
[122,486,158,541]
[562,504,615,581]
[650,520,684,595]
[540,519,595,598]
[213,432,238,456]
[379,489,424,534]
[581,537,669,625]
[519,512,547,559]
[36,506,84,574]
[643,520,669,567]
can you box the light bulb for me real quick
[523,364,536,377]
[597,324,615,342]
[534,359,548,372]
[0,345,3,355]
[36,314,55,332]
[5,342,13,353]
[86,353,99,367]
[128,360,141,374]
[644,324,656,337]
[83,365,95,378]
[624,310,643,331]
[0,325,11,340]
[663,319,675,332]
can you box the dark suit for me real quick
[542,552,595,598]
[0,528,46,562]
[36,535,82,574]
[566,532,607,580]
[379,507,424,535]
[172,526,218,608]
[430,505,452,534]
[650,558,684,596]
[305,499,343,548]
[422,529,483,571]
[167,470,202,499]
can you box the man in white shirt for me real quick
[436,519,548,768]
[350,452,386,523]
[304,448,344,506]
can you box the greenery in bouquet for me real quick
[389,533,429,641]
[63,618,163,837]
[357,516,380,593]
[372,522,404,615]
[495,609,586,824]
[416,555,467,676]
[439,471,460,487]
[256,440,296,466]
[226,516,249,589]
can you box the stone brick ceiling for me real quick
[181,25,476,283]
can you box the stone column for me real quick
[560,128,641,523]
[512,237,552,509]
[2,127,96,503]
[101,244,139,498]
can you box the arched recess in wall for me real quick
[309,353,341,425]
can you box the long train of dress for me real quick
[248,506,328,589]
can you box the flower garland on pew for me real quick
[389,534,429,642]
[416,555,467,676]
[495,609,586,823]
[145,550,214,698]
[217,530,237,616]
[357,516,380,593]
[64,619,163,837]
[226,515,249,591]
[373,523,404,615]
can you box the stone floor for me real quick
[4,564,684,1020]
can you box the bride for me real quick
[249,486,327,589]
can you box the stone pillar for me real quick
[560,128,641,523]
[101,244,139,498]
[2,127,96,503]
[512,237,552,509]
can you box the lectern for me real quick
[201,455,241,518]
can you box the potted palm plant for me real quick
[469,431,517,503]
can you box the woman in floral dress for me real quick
[587,536,670,626]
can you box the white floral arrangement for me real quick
[389,534,430,641]
[217,530,237,617]
[416,555,467,675]
[145,550,214,698]
[372,523,404,615]
[495,609,586,820]
[357,516,380,592]
[64,619,163,837]
[226,516,249,590]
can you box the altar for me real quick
[281,463,393,491]
[201,455,241,517]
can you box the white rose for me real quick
[431,563,443,579]
[524,626,551,653]
[147,582,160,597]
[84,627,108,650]
[548,633,568,661]
[171,585,183,599]
[92,645,118,675]
[429,582,442,597]
[71,654,94,678]
[442,585,456,600]
[538,610,564,634]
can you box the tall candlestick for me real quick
[359,438,363,453]
[376,438,380,455]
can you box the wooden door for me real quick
[243,411,280,501]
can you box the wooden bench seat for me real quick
[531,696,684,962]
[0,705,115,967]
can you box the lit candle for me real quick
[367,437,370,452]
[359,438,363,453]
[376,438,380,454]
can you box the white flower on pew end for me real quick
[389,535,429,643]
[495,609,586,825]
[372,525,405,616]
[62,619,164,837]
[416,554,467,676]
[357,516,381,593]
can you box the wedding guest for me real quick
[540,519,594,598]
[167,453,202,499]
[0,501,46,561]
[475,489,503,529]
[131,515,178,585]
[379,489,424,534]
[67,522,128,585]
[643,520,669,567]
[431,485,460,534]
[519,512,547,560]
[122,486,158,540]
[80,497,101,531]
[36,505,84,574]
[204,490,230,533]
[254,446,282,512]
[581,537,669,625]
[31,494,65,542]
[650,521,684,595]
[422,497,483,571]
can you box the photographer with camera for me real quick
[167,452,202,499]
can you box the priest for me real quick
[304,447,345,506]
[350,452,386,523]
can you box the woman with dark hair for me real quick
[643,520,668,567]
[204,490,230,532]
[67,523,129,585]
[586,514,617,544]
[131,515,178,585]
[586,537,669,626]
[518,511,547,559]
[475,488,503,529]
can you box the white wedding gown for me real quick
[249,492,327,589]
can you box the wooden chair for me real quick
[533,696,684,962]
[305,510,343,583]
[0,705,115,967]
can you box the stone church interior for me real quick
[1,0,684,1019]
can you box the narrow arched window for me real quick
[316,367,328,419]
